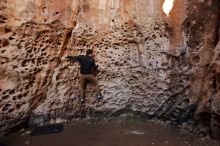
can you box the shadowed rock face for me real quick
[182,0,220,139]
[0,0,219,139]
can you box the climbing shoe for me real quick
[77,96,84,102]
[96,95,103,101]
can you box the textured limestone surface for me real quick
[0,0,219,139]
[181,0,220,139]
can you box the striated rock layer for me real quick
[0,0,219,138]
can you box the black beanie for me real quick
[86,49,93,55]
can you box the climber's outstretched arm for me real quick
[66,56,79,63]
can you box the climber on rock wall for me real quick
[66,49,103,102]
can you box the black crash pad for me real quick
[31,124,63,136]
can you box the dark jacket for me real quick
[67,55,97,75]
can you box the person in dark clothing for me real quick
[66,49,103,102]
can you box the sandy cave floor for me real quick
[0,118,219,146]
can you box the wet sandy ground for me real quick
[1,119,219,146]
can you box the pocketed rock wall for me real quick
[0,0,219,139]
[31,19,191,125]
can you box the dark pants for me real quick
[80,74,100,98]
